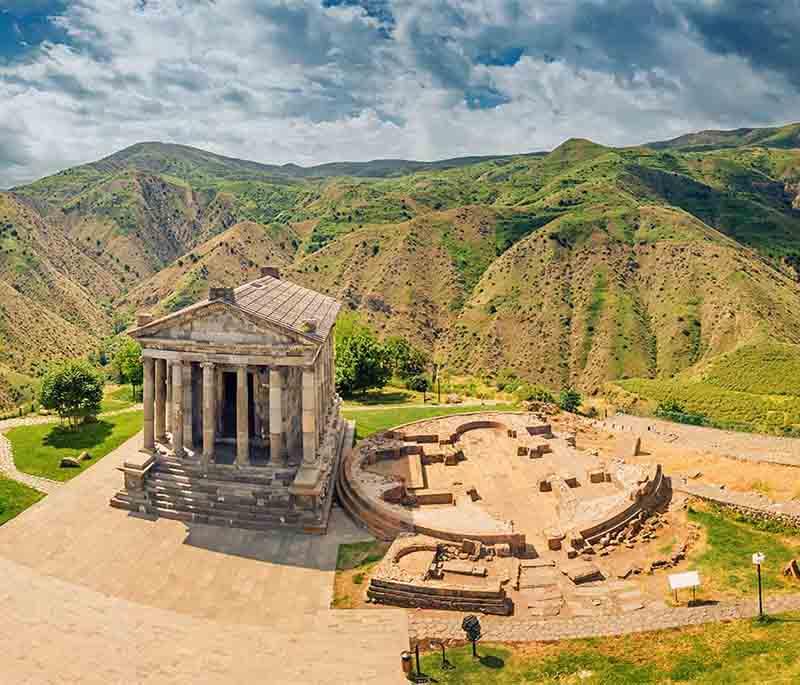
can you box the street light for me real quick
[752,551,766,619]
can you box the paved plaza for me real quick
[0,432,408,684]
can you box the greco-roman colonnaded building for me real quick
[110,268,350,534]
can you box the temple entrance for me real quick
[220,371,256,439]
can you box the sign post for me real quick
[668,571,701,605]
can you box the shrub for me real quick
[406,375,430,393]
[515,383,555,403]
[558,387,582,413]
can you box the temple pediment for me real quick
[131,301,312,349]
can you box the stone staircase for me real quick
[111,454,321,532]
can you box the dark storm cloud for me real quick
[681,0,800,88]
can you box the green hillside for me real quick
[1,124,799,411]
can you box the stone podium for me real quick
[110,268,349,534]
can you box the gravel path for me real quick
[600,414,800,468]
[0,404,143,494]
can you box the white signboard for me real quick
[668,571,701,591]
[752,552,765,566]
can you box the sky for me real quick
[0,0,798,187]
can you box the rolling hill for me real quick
[2,124,800,409]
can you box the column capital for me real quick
[200,361,215,370]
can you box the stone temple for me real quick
[110,268,350,533]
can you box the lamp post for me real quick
[752,552,765,619]
[461,615,481,658]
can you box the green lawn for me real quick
[415,613,800,683]
[342,404,517,440]
[99,384,139,413]
[0,475,44,525]
[6,410,143,481]
[688,504,800,597]
[341,385,424,407]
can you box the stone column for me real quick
[165,361,172,434]
[302,367,317,466]
[269,367,283,462]
[236,365,249,466]
[183,362,194,449]
[142,356,155,453]
[201,362,215,469]
[155,359,167,441]
[172,361,184,457]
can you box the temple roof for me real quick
[129,274,341,343]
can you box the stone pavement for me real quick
[409,593,800,643]
[0,431,409,684]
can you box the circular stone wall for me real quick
[339,411,670,556]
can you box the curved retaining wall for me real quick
[339,413,527,549]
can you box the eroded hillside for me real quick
[3,126,800,404]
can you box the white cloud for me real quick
[0,0,798,186]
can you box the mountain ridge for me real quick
[1,122,800,408]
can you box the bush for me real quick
[406,375,430,393]
[515,383,555,403]
[655,398,707,426]
[558,387,582,413]
[39,360,103,427]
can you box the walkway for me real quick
[0,431,408,683]
[409,594,800,643]
[600,414,800,468]
[0,404,142,494]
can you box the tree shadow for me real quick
[478,655,505,669]
[43,421,114,450]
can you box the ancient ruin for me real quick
[110,268,349,533]
[340,412,671,615]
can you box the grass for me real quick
[342,404,517,440]
[614,376,800,436]
[415,612,800,683]
[0,475,44,525]
[99,384,139,413]
[687,504,800,597]
[332,540,390,609]
[341,385,423,407]
[6,410,143,481]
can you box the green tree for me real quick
[335,329,391,397]
[39,360,103,427]
[384,336,429,379]
[114,337,143,401]
[558,386,582,413]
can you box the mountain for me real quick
[645,122,800,152]
[1,125,800,408]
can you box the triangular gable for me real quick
[130,301,318,348]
